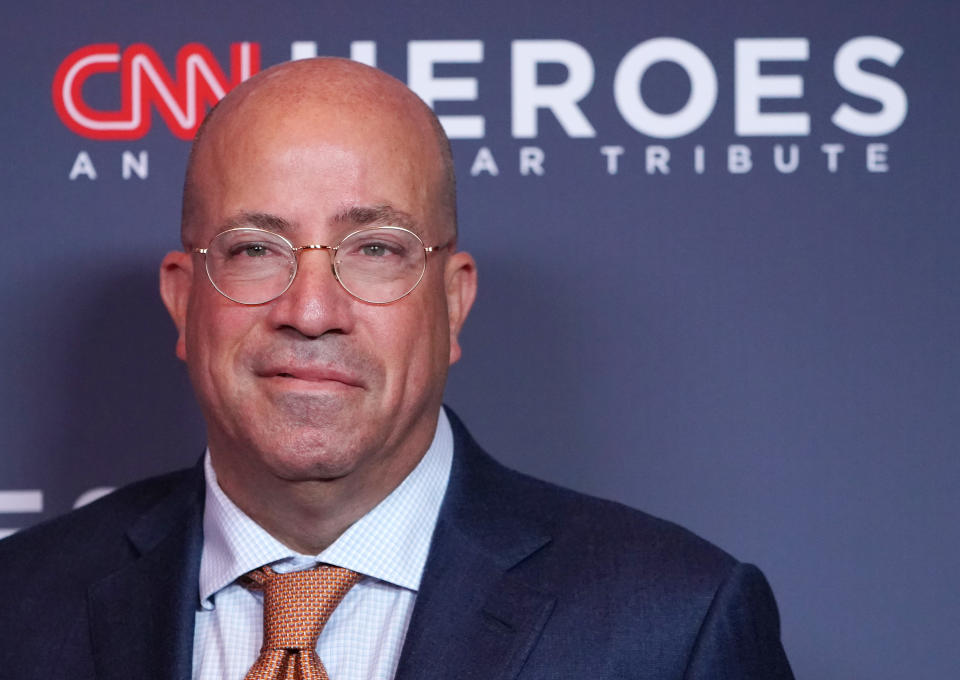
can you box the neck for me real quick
[208,420,437,554]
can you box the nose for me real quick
[266,247,355,338]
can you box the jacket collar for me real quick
[395,407,556,680]
[87,464,205,680]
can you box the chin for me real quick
[256,427,375,482]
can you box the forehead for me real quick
[181,61,454,249]
[190,109,440,244]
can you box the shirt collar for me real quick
[198,408,453,609]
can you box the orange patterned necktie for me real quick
[242,564,362,680]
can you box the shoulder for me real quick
[447,407,733,569]
[446,409,738,594]
[503,461,736,587]
[444,413,793,675]
[0,467,203,673]
[0,466,200,577]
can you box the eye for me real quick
[241,243,269,257]
[360,242,391,257]
[226,241,283,259]
[347,237,407,259]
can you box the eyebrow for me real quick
[333,204,418,232]
[223,211,295,233]
[219,205,421,240]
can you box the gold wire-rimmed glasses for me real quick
[192,226,449,305]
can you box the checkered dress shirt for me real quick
[191,410,453,680]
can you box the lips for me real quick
[258,364,364,387]
[248,342,377,391]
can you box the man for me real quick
[0,58,793,679]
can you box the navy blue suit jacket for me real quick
[0,410,793,679]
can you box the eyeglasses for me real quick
[193,226,449,305]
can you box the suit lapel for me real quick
[87,467,204,680]
[395,410,556,680]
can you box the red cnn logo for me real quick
[53,42,260,140]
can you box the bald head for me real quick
[181,58,456,247]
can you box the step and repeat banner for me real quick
[1,1,957,678]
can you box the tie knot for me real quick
[245,564,361,652]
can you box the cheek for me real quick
[185,292,260,388]
[378,290,450,388]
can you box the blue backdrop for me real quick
[2,1,958,678]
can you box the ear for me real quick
[159,250,195,362]
[443,250,477,366]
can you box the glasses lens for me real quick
[205,228,296,304]
[334,227,426,303]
